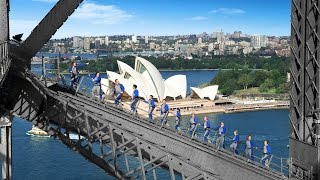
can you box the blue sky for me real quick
[9,0,290,39]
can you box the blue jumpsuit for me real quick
[175,111,182,131]
[91,75,102,100]
[213,125,226,148]
[230,134,240,154]
[130,89,139,113]
[200,120,211,142]
[147,99,155,122]
[114,83,125,105]
[160,104,169,126]
[261,144,271,166]
[189,116,198,136]
[244,140,255,160]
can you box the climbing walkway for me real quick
[20,66,287,180]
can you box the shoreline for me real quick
[117,99,289,118]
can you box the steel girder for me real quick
[18,0,84,62]
[290,0,320,179]
[35,84,287,180]
[0,63,289,179]
[0,0,10,87]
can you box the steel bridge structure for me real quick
[0,0,319,179]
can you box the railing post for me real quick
[0,114,12,180]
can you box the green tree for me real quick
[237,74,253,89]
[259,78,275,92]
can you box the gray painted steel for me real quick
[0,0,318,179]
[0,0,10,86]
[290,0,320,179]
[20,0,84,61]
[0,0,9,42]
[3,72,287,179]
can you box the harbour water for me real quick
[10,65,289,179]
[11,109,289,179]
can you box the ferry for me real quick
[26,125,50,137]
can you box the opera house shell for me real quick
[101,57,187,101]
[190,85,219,101]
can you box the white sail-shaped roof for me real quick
[135,57,165,101]
[103,57,189,101]
[117,61,150,100]
[190,85,219,101]
[164,75,187,99]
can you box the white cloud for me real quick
[72,2,133,24]
[210,8,245,15]
[31,0,57,3]
[185,16,208,21]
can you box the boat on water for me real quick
[26,125,50,137]
[26,125,85,139]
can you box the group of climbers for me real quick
[69,62,103,101]
[68,72,272,167]
[109,80,273,167]
[182,111,272,166]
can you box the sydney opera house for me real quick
[101,57,218,101]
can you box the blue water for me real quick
[12,109,289,179]
[16,65,289,178]
[36,52,96,60]
[12,118,116,180]
[172,110,289,159]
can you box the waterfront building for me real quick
[103,57,187,101]
[190,86,219,101]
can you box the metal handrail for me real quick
[220,135,289,174]
[0,41,11,85]
[35,70,291,176]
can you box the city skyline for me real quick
[10,0,290,39]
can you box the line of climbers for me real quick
[112,80,273,168]
[68,69,273,168]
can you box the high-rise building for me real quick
[73,36,83,49]
[145,35,149,44]
[105,36,109,46]
[95,38,102,49]
[217,31,224,44]
[84,37,91,51]
[233,31,242,38]
[198,37,202,44]
[132,35,137,43]
[251,35,268,48]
